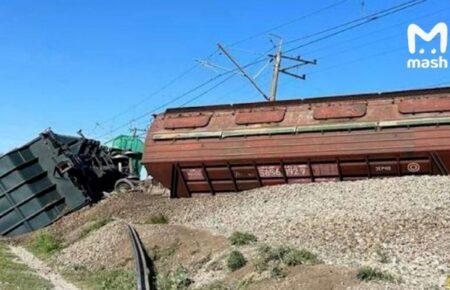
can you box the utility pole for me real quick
[270,53,317,97]
[214,38,317,102]
[129,127,146,139]
[269,38,283,101]
[131,128,137,138]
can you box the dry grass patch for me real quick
[228,231,257,246]
[356,266,398,283]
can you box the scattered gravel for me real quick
[55,221,132,271]
[48,175,450,288]
[138,176,450,288]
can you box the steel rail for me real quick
[126,224,151,290]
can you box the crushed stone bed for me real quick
[55,222,131,271]
[136,176,449,288]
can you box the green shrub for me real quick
[282,248,318,266]
[267,245,290,261]
[254,245,318,271]
[253,256,269,273]
[229,231,257,246]
[356,267,396,282]
[256,244,272,257]
[270,265,286,279]
[227,250,247,271]
[198,281,231,290]
[27,231,63,258]
[157,266,193,290]
[147,214,169,224]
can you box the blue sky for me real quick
[0,0,449,153]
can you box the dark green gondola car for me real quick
[0,130,124,236]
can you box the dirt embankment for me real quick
[54,221,363,289]
[11,175,450,289]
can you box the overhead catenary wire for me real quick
[162,0,430,109]
[260,0,430,100]
[93,73,229,139]
[195,0,428,102]
[211,1,427,102]
[246,0,429,97]
[315,32,402,60]
[279,3,448,96]
[89,1,351,136]
[133,64,274,130]
[298,6,449,58]
[179,59,274,108]
[104,74,237,139]
[228,0,351,47]
[94,59,266,139]
[311,45,404,75]
[87,63,199,135]
[277,4,445,94]
[93,0,429,139]
[284,0,425,46]
[178,74,237,107]
[278,45,404,97]
[284,0,427,53]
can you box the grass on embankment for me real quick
[25,226,136,290]
[26,231,63,259]
[0,242,52,290]
[62,266,136,290]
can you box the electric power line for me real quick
[179,59,274,108]
[87,63,199,135]
[93,72,228,139]
[284,0,427,53]
[228,0,351,47]
[178,74,237,107]
[94,58,267,139]
[298,6,449,58]
[89,0,351,136]
[278,45,404,96]
[315,32,402,60]
[92,0,429,138]
[175,0,429,107]
[303,45,404,77]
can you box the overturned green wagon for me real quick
[0,130,124,236]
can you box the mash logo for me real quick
[407,22,448,69]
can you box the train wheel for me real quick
[115,178,135,193]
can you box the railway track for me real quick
[126,224,152,290]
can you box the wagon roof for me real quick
[165,86,450,114]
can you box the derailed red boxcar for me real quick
[142,87,450,197]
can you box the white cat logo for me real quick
[408,22,447,54]
[406,22,448,69]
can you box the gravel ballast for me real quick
[47,175,449,288]
[138,176,449,288]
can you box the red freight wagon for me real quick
[142,87,450,198]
